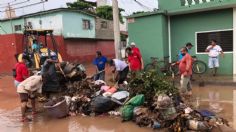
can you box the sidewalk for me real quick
[176,74,236,86]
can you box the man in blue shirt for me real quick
[93,51,107,81]
[178,43,193,61]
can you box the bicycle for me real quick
[145,56,207,75]
[144,56,179,76]
[191,56,207,74]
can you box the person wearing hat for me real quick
[178,42,193,61]
[14,55,29,88]
[130,42,140,54]
[93,51,107,81]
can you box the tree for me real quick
[66,0,95,11]
[96,5,124,24]
[66,1,125,23]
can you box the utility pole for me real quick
[8,3,14,33]
[112,0,121,59]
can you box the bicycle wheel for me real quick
[192,60,207,74]
[169,64,179,76]
[144,63,158,72]
[156,61,168,76]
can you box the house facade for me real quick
[0,8,115,73]
[127,0,236,75]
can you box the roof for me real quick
[0,8,97,22]
[126,10,163,19]
[127,1,236,18]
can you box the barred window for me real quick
[82,19,91,30]
[14,25,22,31]
[196,30,233,53]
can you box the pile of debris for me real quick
[42,68,234,131]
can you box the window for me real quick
[14,25,22,31]
[101,21,107,29]
[82,19,91,30]
[196,30,233,53]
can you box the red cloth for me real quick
[128,51,142,71]
[179,53,192,76]
[132,47,140,54]
[15,62,29,82]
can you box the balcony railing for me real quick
[180,0,218,6]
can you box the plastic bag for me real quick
[121,105,134,121]
[126,94,144,107]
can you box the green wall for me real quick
[158,0,236,13]
[62,12,95,38]
[128,14,168,64]
[0,18,24,34]
[170,9,233,75]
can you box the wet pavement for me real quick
[0,74,235,132]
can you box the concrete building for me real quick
[0,8,115,73]
[127,0,236,75]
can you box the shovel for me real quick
[85,70,105,80]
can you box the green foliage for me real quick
[128,71,178,106]
[96,6,124,24]
[67,0,94,11]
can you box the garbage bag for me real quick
[121,105,134,121]
[112,91,129,101]
[126,94,144,107]
[42,61,60,92]
[91,96,115,114]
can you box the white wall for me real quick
[26,14,63,35]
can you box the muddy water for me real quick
[0,75,235,132]
[0,76,153,132]
[0,108,153,132]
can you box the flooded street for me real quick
[0,76,153,132]
[0,75,235,132]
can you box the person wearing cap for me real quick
[14,55,29,88]
[130,42,140,54]
[126,47,144,71]
[178,42,193,61]
[93,51,107,81]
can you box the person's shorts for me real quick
[19,93,36,102]
[208,57,219,68]
[118,66,129,84]
[14,80,21,88]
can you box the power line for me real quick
[133,0,152,11]
[0,0,47,13]
[0,0,30,9]
[0,0,16,6]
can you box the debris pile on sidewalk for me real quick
[42,68,234,131]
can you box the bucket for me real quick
[44,97,69,118]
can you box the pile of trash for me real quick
[42,69,234,131]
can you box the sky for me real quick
[0,0,158,18]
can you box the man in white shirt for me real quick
[109,59,129,86]
[205,40,224,76]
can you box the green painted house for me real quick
[127,0,236,75]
